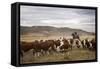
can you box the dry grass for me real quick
[20,48,95,64]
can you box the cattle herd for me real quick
[20,37,96,58]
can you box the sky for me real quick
[20,6,96,32]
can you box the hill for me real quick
[20,26,94,36]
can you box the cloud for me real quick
[20,6,95,32]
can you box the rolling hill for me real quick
[20,26,94,36]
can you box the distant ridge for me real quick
[20,26,94,36]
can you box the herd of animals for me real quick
[20,37,96,58]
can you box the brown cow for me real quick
[20,42,33,52]
[76,40,81,48]
[69,39,74,49]
[69,39,74,44]
[20,41,34,57]
[85,39,91,49]
[54,39,61,47]
[41,40,56,52]
[81,40,86,48]
[32,40,56,55]
[53,39,62,52]
[91,38,96,50]
[60,38,71,52]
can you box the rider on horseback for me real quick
[71,32,80,40]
